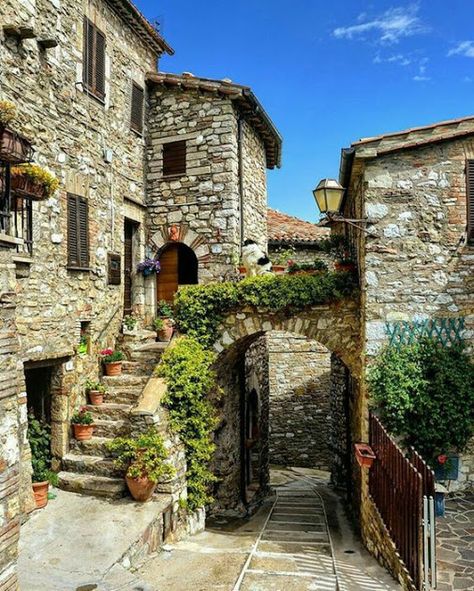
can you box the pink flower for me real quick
[437,454,448,465]
[100,348,113,356]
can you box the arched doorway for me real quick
[157,242,198,303]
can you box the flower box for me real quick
[0,127,33,164]
[354,443,376,468]
[11,172,47,200]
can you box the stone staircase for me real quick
[58,331,170,498]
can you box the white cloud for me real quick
[413,75,430,81]
[448,41,474,58]
[333,5,426,44]
[373,53,412,66]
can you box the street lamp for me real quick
[313,178,345,217]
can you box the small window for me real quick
[467,160,474,242]
[67,193,89,269]
[108,252,121,285]
[83,17,106,101]
[130,83,144,134]
[163,140,186,178]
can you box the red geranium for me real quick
[437,454,448,465]
[100,348,113,357]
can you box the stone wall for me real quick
[329,354,351,489]
[241,120,268,249]
[266,332,331,469]
[353,137,474,487]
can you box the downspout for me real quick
[238,116,244,253]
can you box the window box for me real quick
[0,127,33,164]
[11,174,47,200]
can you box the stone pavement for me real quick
[137,468,401,590]
[436,491,474,591]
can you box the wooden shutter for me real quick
[130,83,144,134]
[467,160,474,242]
[67,194,89,268]
[163,140,186,177]
[82,17,105,100]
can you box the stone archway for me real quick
[208,299,362,515]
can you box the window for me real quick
[130,83,144,134]
[163,140,186,178]
[83,17,106,101]
[467,160,474,242]
[108,252,121,285]
[67,193,89,269]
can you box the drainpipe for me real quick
[237,116,244,253]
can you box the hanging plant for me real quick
[11,164,59,200]
[0,100,17,127]
[137,258,161,277]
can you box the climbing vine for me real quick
[158,337,220,511]
[175,271,356,347]
[368,338,474,463]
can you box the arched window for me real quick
[157,242,198,302]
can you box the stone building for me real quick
[144,72,282,309]
[340,116,474,489]
[0,0,172,588]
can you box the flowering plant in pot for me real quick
[137,258,161,277]
[0,100,17,127]
[11,164,59,200]
[107,428,175,502]
[71,407,94,441]
[154,300,175,341]
[100,349,124,376]
[272,247,295,273]
[27,413,58,509]
[85,380,107,405]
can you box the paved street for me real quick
[137,469,400,591]
[437,491,474,591]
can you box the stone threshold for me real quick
[18,488,173,591]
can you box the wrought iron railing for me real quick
[0,162,33,254]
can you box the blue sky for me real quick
[136,1,474,221]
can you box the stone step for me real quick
[62,452,121,478]
[102,374,149,388]
[70,436,115,457]
[93,418,130,438]
[82,403,131,421]
[57,471,126,498]
[121,360,154,376]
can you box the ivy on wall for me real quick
[158,337,220,511]
[160,271,356,510]
[368,338,474,463]
[175,272,356,347]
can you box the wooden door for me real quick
[157,245,179,302]
[124,220,134,315]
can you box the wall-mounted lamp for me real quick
[313,178,371,232]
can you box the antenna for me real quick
[150,15,165,35]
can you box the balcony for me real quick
[0,163,33,255]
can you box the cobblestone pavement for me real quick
[137,468,400,590]
[436,491,474,591]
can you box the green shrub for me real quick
[107,428,175,483]
[27,413,57,484]
[368,338,474,463]
[175,272,355,347]
[158,337,220,510]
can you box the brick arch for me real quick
[212,299,362,377]
[150,223,212,268]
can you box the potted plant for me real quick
[272,247,295,273]
[122,314,138,334]
[0,100,17,127]
[100,348,124,376]
[335,256,356,273]
[137,258,161,277]
[85,380,107,405]
[27,413,58,509]
[154,300,175,342]
[71,407,94,441]
[287,259,329,275]
[0,101,33,164]
[10,164,59,200]
[107,428,175,502]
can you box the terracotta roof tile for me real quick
[267,208,329,243]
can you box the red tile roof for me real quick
[267,208,329,244]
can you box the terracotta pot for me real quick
[104,361,122,376]
[238,266,246,275]
[125,474,156,502]
[10,174,47,200]
[335,261,355,273]
[157,319,174,342]
[354,443,376,469]
[73,423,94,441]
[272,265,286,274]
[32,481,49,509]
[0,127,33,164]
[88,390,104,405]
